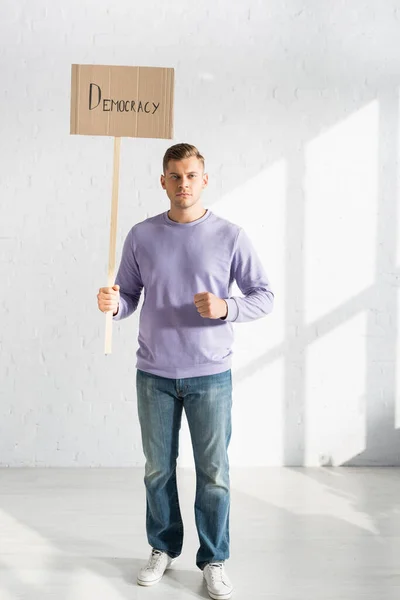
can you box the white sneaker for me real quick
[203,562,233,599]
[137,548,176,586]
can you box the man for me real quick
[97,143,274,600]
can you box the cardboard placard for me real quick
[70,64,174,139]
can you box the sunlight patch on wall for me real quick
[213,159,286,369]
[396,89,400,430]
[304,101,379,325]
[396,288,400,429]
[229,357,284,466]
[305,312,367,466]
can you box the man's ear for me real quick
[202,173,209,188]
[160,174,166,189]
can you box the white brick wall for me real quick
[1,0,400,466]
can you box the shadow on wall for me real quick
[223,88,400,467]
[188,19,400,466]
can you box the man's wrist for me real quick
[220,300,228,320]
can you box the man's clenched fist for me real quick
[97,285,120,316]
[194,292,228,320]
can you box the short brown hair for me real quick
[163,143,205,173]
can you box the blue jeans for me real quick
[136,368,232,570]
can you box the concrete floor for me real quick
[0,467,399,599]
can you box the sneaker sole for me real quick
[206,590,233,600]
[136,557,177,586]
[206,591,233,600]
[137,575,163,587]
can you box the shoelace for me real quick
[146,549,163,571]
[208,562,224,583]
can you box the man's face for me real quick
[161,157,208,210]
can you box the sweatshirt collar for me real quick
[163,209,211,227]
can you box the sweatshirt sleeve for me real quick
[113,228,143,321]
[223,228,274,323]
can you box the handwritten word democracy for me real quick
[89,83,160,114]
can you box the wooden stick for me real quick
[104,136,121,355]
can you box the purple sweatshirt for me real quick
[114,209,274,378]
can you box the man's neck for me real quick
[168,206,207,224]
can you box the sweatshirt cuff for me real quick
[222,298,239,322]
[113,296,127,321]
